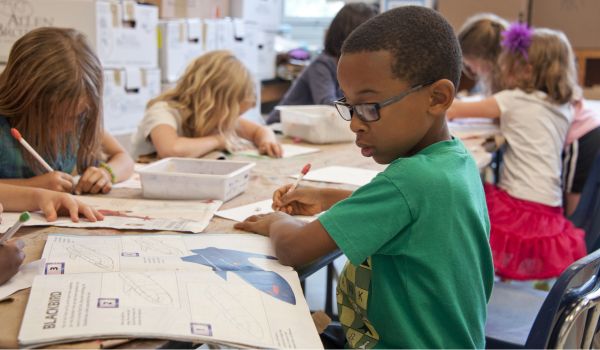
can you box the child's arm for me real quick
[0,184,103,222]
[446,97,501,120]
[74,133,134,194]
[272,184,352,215]
[150,125,226,158]
[235,213,338,267]
[236,119,283,158]
[0,172,74,193]
[0,239,24,285]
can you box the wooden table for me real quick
[0,137,492,348]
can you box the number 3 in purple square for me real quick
[45,262,65,275]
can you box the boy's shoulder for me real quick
[377,138,480,197]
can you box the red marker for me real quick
[11,128,53,172]
[287,163,311,194]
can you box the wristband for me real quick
[99,162,116,184]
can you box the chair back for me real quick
[570,152,600,252]
[525,249,600,348]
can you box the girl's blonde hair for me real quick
[148,50,255,150]
[499,28,579,104]
[0,27,103,174]
[458,13,509,94]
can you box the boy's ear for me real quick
[427,79,455,115]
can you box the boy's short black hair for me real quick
[342,6,462,88]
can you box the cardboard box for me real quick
[230,0,283,30]
[103,68,161,135]
[531,0,600,49]
[159,19,204,82]
[583,86,600,100]
[437,0,528,33]
[142,0,229,19]
[0,0,158,68]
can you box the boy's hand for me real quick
[32,189,104,223]
[258,141,283,158]
[273,184,324,215]
[29,171,74,193]
[75,166,112,195]
[234,212,290,236]
[0,239,25,285]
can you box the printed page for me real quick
[215,199,317,223]
[40,233,287,275]
[20,234,323,348]
[0,197,222,233]
[236,144,320,159]
[293,165,379,187]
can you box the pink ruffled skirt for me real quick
[485,184,586,280]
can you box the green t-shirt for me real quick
[319,137,493,349]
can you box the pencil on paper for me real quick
[0,212,31,245]
[287,163,311,194]
[11,128,53,172]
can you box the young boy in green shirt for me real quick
[235,6,493,348]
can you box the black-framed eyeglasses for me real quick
[333,81,434,122]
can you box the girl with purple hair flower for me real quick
[448,23,586,280]
[458,15,600,217]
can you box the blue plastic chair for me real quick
[485,248,600,348]
[570,152,600,252]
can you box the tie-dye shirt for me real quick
[0,116,77,178]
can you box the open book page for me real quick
[19,234,322,349]
[0,197,222,234]
[215,199,318,223]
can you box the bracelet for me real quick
[99,162,117,184]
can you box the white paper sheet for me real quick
[215,199,317,222]
[448,118,500,139]
[0,259,44,301]
[19,234,323,349]
[236,144,320,158]
[0,197,222,234]
[293,165,379,187]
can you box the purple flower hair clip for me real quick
[501,22,533,60]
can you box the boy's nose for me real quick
[349,114,367,133]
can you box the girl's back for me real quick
[495,89,572,206]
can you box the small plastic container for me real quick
[277,105,355,144]
[137,158,255,201]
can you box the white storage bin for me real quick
[277,105,355,144]
[137,158,255,201]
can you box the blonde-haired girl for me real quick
[448,24,586,280]
[0,27,134,195]
[132,50,282,159]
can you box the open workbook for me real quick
[19,234,323,349]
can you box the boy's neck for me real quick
[409,118,452,156]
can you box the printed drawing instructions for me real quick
[19,234,322,349]
[0,196,223,233]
